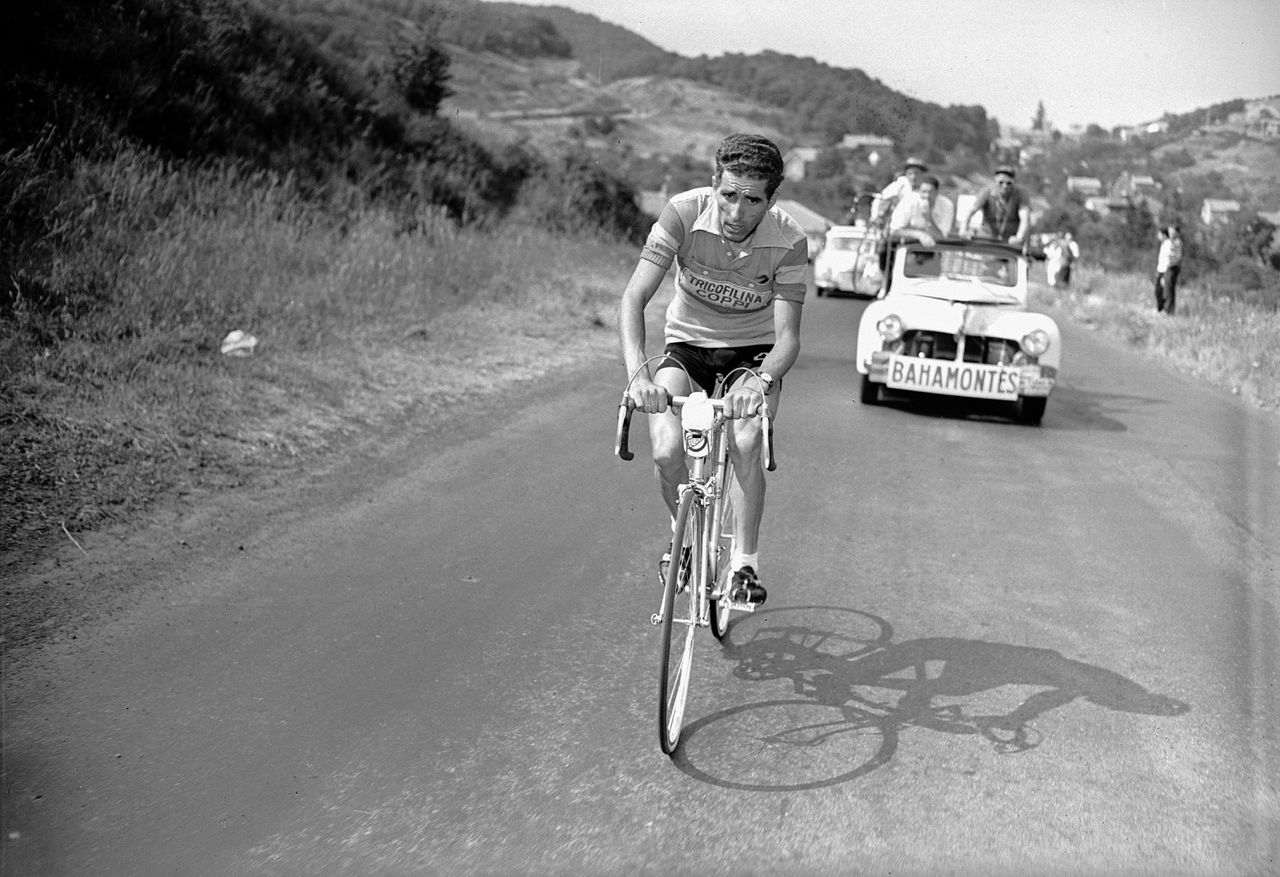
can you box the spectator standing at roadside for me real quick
[1045,235,1065,287]
[957,165,1030,246]
[1160,225,1184,315]
[1060,232,1080,287]
[1153,228,1169,311]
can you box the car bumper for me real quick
[865,350,1057,399]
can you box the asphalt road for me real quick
[4,284,1278,875]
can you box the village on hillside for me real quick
[770,96,1280,251]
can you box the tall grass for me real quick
[1035,265,1279,412]
[1,149,628,562]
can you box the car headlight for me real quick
[1021,329,1050,357]
[876,314,904,342]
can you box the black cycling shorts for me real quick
[657,342,774,395]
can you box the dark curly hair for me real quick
[714,133,785,196]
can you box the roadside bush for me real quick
[1220,256,1268,290]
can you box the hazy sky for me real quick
[513,0,1280,130]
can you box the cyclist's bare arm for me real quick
[721,298,802,419]
[618,258,671,413]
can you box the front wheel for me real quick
[659,491,701,755]
[859,373,881,405]
[1013,396,1046,425]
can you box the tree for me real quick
[391,31,452,116]
[1032,100,1047,132]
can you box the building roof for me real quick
[783,147,821,162]
[774,199,834,234]
[840,134,894,150]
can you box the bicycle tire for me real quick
[659,490,700,755]
[708,465,735,640]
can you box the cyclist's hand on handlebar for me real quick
[722,385,765,419]
[627,376,670,414]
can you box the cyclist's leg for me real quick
[648,362,693,518]
[724,372,780,599]
[724,390,777,555]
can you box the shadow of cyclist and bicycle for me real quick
[671,605,1189,792]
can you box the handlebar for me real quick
[615,392,776,472]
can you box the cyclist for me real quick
[618,133,808,606]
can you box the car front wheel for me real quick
[859,373,881,405]
[1013,396,1046,425]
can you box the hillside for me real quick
[437,3,1278,223]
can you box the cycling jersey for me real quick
[640,187,808,348]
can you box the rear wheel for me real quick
[659,491,701,755]
[1013,396,1046,425]
[709,474,735,640]
[859,373,881,405]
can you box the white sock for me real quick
[732,551,759,573]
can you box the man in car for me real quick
[874,156,928,224]
[618,133,808,606]
[958,165,1030,246]
[889,174,948,246]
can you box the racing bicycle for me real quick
[615,364,776,754]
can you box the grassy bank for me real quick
[1035,265,1279,413]
[5,153,1278,583]
[2,153,631,575]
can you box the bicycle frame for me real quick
[651,387,734,629]
[615,363,777,753]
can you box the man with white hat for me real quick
[874,156,928,223]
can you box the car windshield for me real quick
[827,235,864,251]
[904,248,1017,287]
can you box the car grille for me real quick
[898,330,1022,365]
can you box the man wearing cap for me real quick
[874,157,927,224]
[889,174,949,246]
[958,165,1030,246]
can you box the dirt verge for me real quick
[2,292,624,671]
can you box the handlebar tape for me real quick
[615,399,635,461]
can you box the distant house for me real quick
[1118,120,1168,142]
[990,136,1021,165]
[1111,172,1161,200]
[1200,199,1242,225]
[783,147,821,181]
[1243,98,1280,138]
[1066,176,1103,196]
[1084,196,1131,217]
[774,198,834,260]
[840,134,894,152]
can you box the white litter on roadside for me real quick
[220,329,259,356]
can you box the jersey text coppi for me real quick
[681,268,768,311]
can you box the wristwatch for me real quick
[757,372,776,393]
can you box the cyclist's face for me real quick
[713,170,774,242]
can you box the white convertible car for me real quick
[855,238,1060,424]
[812,224,883,297]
